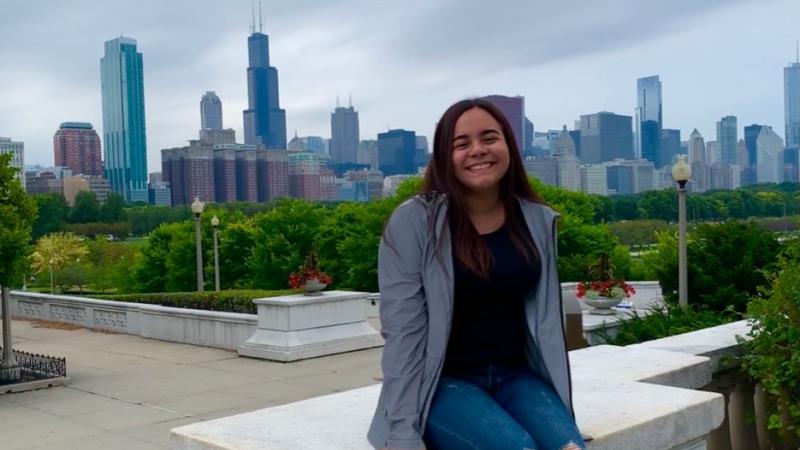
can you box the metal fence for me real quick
[0,346,66,385]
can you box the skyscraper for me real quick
[482,95,525,154]
[288,152,321,200]
[100,36,148,202]
[688,129,706,192]
[53,122,103,176]
[330,100,359,164]
[0,137,24,188]
[635,75,662,166]
[744,124,765,185]
[754,126,784,184]
[243,17,287,149]
[358,140,379,170]
[784,55,800,148]
[716,116,738,165]
[378,129,417,176]
[578,112,634,164]
[201,91,223,130]
[660,129,681,168]
[161,141,214,205]
[553,127,581,191]
[785,146,800,183]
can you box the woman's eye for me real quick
[484,138,498,144]
[454,143,469,150]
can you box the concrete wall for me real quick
[6,291,256,351]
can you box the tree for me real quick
[645,221,781,313]
[100,192,126,223]
[216,220,256,289]
[132,221,195,292]
[126,205,190,236]
[32,193,68,239]
[637,189,678,222]
[0,153,36,381]
[29,232,88,293]
[69,191,100,223]
[610,195,641,221]
[86,237,137,293]
[316,202,384,292]
[247,199,329,289]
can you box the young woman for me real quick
[367,99,586,450]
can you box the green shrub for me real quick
[596,303,736,346]
[740,237,800,438]
[96,289,292,314]
[644,221,782,313]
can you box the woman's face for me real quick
[451,107,510,195]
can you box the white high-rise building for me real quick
[688,129,706,192]
[755,126,785,184]
[580,164,608,195]
[705,140,720,166]
[0,137,25,188]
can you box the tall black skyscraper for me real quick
[243,12,286,149]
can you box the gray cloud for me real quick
[0,0,795,172]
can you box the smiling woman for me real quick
[367,99,587,450]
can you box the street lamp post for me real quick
[672,157,692,308]
[191,197,205,292]
[211,215,220,292]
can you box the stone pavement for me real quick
[0,319,383,449]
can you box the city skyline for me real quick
[1,0,798,172]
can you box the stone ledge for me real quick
[570,344,713,389]
[627,321,751,371]
[170,338,728,449]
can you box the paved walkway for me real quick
[0,319,382,449]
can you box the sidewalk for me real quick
[0,319,382,449]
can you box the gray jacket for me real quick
[367,193,575,450]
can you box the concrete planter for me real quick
[238,290,383,362]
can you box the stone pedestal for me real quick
[237,291,382,362]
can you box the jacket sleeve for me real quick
[378,201,429,450]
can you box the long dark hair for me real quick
[421,98,546,278]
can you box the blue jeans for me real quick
[424,364,586,450]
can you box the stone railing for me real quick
[8,282,665,353]
[628,321,781,450]
[169,321,757,450]
[5,291,256,350]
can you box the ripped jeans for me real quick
[424,364,586,450]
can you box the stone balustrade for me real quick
[6,291,257,350]
[169,321,754,450]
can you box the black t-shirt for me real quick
[442,209,541,375]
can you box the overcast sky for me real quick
[1,0,798,172]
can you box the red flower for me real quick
[287,250,333,291]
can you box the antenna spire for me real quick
[250,0,255,34]
[259,0,263,33]
[348,93,352,108]
[336,95,340,108]
[796,40,799,64]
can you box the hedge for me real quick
[96,289,293,314]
